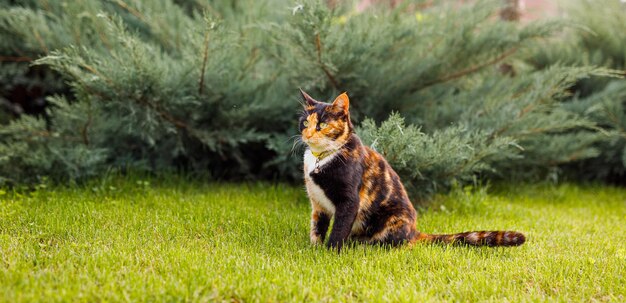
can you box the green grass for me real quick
[1,178,625,302]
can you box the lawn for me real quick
[1,178,625,302]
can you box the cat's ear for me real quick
[299,88,319,107]
[331,92,349,114]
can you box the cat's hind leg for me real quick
[368,217,417,247]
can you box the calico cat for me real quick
[299,89,526,251]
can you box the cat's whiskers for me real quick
[288,135,306,157]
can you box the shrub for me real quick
[530,0,626,183]
[0,0,620,199]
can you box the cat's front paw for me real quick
[310,234,324,245]
[326,240,343,252]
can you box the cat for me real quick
[299,89,526,251]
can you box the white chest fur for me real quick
[303,149,338,214]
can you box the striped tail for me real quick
[413,230,526,247]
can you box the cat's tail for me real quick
[412,230,526,247]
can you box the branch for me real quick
[0,56,33,62]
[199,29,210,95]
[81,103,93,146]
[32,29,49,54]
[315,33,340,90]
[22,130,81,143]
[135,97,189,131]
[414,47,518,93]
[79,63,115,86]
[237,48,260,81]
[113,0,147,22]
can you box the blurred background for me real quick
[1,0,624,199]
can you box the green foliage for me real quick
[1,0,298,183]
[530,0,626,182]
[0,98,108,185]
[358,113,517,199]
[359,65,617,196]
[269,0,566,122]
[0,0,623,196]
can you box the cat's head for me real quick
[299,89,353,153]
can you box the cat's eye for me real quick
[319,122,328,129]
[303,121,309,127]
